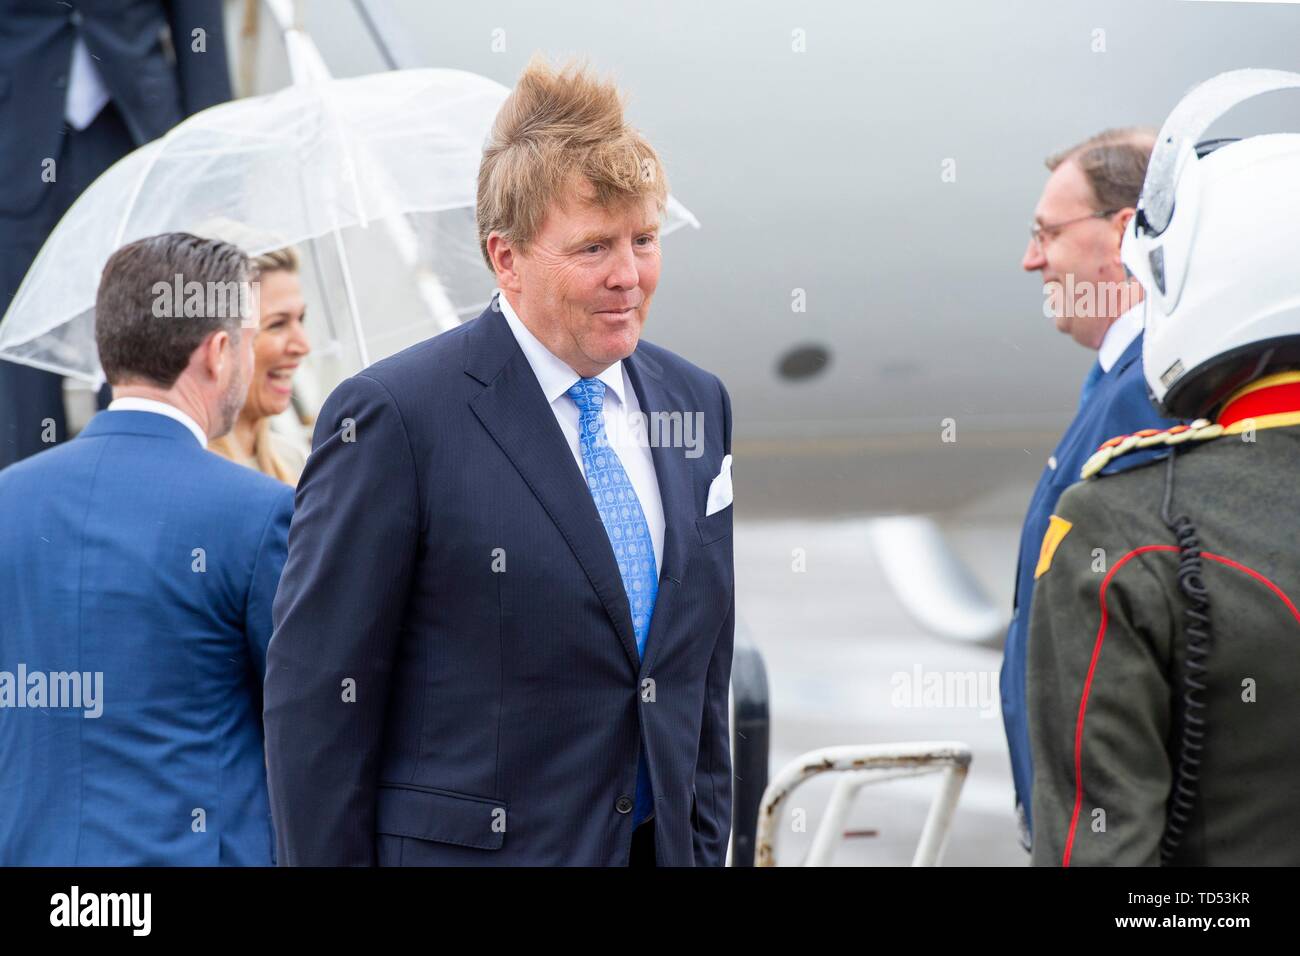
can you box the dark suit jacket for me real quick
[1000,332,1180,838]
[0,410,292,864]
[0,0,232,215]
[265,302,735,866]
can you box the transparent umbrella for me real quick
[0,66,700,391]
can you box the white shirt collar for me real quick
[1097,302,1144,373]
[107,397,208,448]
[496,291,627,408]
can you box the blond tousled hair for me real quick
[476,54,669,273]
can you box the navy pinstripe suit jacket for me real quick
[265,301,734,866]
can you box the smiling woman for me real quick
[209,245,312,485]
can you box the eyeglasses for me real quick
[1029,208,1123,252]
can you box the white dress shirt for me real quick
[65,37,110,131]
[107,397,208,448]
[497,291,665,578]
[1098,303,1144,373]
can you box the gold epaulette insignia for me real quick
[1080,419,1222,480]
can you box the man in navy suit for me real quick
[265,57,735,867]
[0,0,232,469]
[1001,129,1181,848]
[0,233,292,865]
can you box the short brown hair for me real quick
[95,233,251,388]
[189,219,300,277]
[1046,127,1157,212]
[476,54,669,273]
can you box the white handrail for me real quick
[756,742,971,867]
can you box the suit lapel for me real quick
[624,347,698,675]
[465,305,642,670]
[1111,332,1144,378]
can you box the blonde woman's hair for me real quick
[210,418,299,485]
[249,244,300,277]
[476,54,669,273]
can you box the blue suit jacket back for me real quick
[1000,333,1180,838]
[0,411,292,865]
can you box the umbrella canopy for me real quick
[0,67,700,386]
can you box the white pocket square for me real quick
[705,454,733,516]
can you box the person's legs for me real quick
[0,102,135,468]
[0,190,67,468]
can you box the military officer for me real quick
[1027,69,1300,866]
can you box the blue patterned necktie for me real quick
[566,376,658,826]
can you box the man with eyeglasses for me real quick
[1001,127,1181,853]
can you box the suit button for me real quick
[615,795,633,814]
[69,10,83,26]
[54,75,68,89]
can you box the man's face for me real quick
[215,325,257,437]
[499,179,661,377]
[1022,159,1127,349]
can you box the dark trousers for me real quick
[0,102,132,470]
[629,818,657,867]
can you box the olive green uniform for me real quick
[1027,424,1300,866]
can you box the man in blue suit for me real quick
[265,57,735,867]
[1002,129,1180,848]
[0,233,292,865]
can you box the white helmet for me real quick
[1122,69,1300,419]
